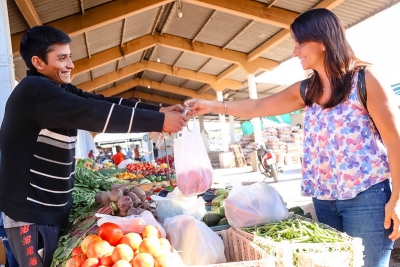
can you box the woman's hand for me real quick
[184,99,214,117]
[385,198,400,241]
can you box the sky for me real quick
[256,3,400,88]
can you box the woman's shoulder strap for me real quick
[300,78,309,103]
[357,66,367,111]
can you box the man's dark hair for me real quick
[20,25,71,71]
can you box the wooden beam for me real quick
[198,84,212,94]
[313,0,346,10]
[11,0,173,55]
[247,29,291,62]
[119,91,183,106]
[71,33,278,80]
[217,64,240,82]
[76,60,242,92]
[14,0,41,27]
[78,62,146,92]
[184,0,299,29]
[101,78,216,100]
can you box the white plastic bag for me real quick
[152,187,207,223]
[117,158,134,169]
[96,210,166,238]
[164,215,226,266]
[174,119,214,196]
[225,182,289,228]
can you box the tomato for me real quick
[98,222,124,246]
[72,246,84,256]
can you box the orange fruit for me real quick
[154,252,174,267]
[81,257,100,267]
[86,239,112,259]
[139,237,162,257]
[158,238,171,254]
[112,260,132,267]
[142,225,161,239]
[111,244,134,263]
[131,253,155,267]
[119,232,142,252]
[81,234,103,254]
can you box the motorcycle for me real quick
[257,144,283,183]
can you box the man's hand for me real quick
[385,198,400,241]
[162,111,189,133]
[184,99,213,117]
[159,104,185,113]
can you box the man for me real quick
[0,25,188,267]
[134,145,141,162]
[126,148,133,159]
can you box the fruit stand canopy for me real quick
[6,0,399,122]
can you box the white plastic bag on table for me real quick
[174,119,213,197]
[225,181,289,228]
[164,215,226,266]
[151,187,206,224]
[96,210,166,237]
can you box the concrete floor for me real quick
[212,164,400,266]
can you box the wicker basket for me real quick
[231,222,365,267]
[194,228,275,267]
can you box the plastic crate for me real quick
[230,218,365,267]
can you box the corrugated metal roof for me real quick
[6,0,399,113]
[124,8,159,43]
[200,58,232,76]
[72,72,91,86]
[226,21,282,54]
[150,46,182,66]
[333,0,400,28]
[227,68,248,83]
[70,35,89,62]
[162,2,213,40]
[261,38,295,62]
[91,62,118,79]
[83,0,113,10]
[117,52,143,70]
[142,70,169,84]
[195,10,252,48]
[173,52,211,72]
[87,21,124,55]
[272,0,319,13]
[13,56,27,81]
[32,0,80,24]
[6,0,28,34]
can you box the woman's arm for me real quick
[185,81,305,118]
[365,68,400,241]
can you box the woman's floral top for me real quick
[301,72,390,200]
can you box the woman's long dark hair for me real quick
[290,8,370,108]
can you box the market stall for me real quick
[50,157,364,267]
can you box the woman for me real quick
[185,8,400,267]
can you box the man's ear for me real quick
[31,56,44,70]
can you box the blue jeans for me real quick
[312,179,393,267]
[0,226,19,267]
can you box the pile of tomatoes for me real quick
[66,223,176,267]
[126,163,155,173]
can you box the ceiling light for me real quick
[176,0,183,18]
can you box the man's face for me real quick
[37,43,74,85]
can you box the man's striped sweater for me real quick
[0,71,164,226]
